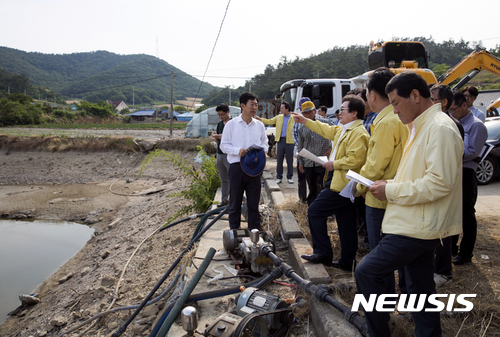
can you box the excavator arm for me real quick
[437,49,500,88]
[487,97,500,117]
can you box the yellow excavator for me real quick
[366,40,438,85]
[364,41,500,116]
[437,49,500,116]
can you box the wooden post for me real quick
[170,71,174,137]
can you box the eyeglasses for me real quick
[430,98,442,103]
[338,107,350,113]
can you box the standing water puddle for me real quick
[0,219,94,324]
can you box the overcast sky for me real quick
[1,0,499,90]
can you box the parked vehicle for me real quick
[476,117,500,185]
[279,79,356,120]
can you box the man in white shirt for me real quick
[220,93,269,230]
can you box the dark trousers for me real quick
[304,166,325,206]
[297,159,307,202]
[228,163,261,231]
[452,168,478,258]
[276,138,294,179]
[435,236,453,276]
[365,206,395,294]
[308,181,357,267]
[366,206,385,251]
[216,153,230,203]
[356,197,368,243]
[355,234,442,337]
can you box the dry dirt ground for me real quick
[0,148,201,337]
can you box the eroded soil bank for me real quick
[0,149,198,337]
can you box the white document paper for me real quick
[478,143,494,163]
[297,148,328,165]
[340,180,358,203]
[345,170,374,188]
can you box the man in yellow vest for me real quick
[255,102,295,184]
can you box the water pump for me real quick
[222,229,274,275]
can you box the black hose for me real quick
[149,267,283,337]
[58,268,182,336]
[191,206,227,241]
[111,207,228,337]
[158,213,206,232]
[156,247,216,337]
[261,245,369,337]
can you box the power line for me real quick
[63,71,252,96]
[190,0,231,108]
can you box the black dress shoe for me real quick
[217,200,230,208]
[331,260,355,272]
[301,254,333,266]
[452,255,472,265]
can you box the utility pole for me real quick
[228,86,231,105]
[170,71,174,137]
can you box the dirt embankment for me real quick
[0,146,200,337]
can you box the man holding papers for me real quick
[356,72,463,337]
[292,95,369,271]
[356,68,408,250]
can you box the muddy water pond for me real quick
[0,219,94,324]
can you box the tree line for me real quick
[202,37,500,106]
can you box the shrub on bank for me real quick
[140,147,220,218]
[0,98,43,126]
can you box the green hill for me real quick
[0,47,219,104]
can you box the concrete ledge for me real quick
[288,238,331,283]
[278,210,303,241]
[310,297,362,337]
[262,171,273,180]
[264,178,280,194]
[270,191,286,207]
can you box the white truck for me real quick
[278,78,358,120]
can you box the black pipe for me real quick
[149,267,283,337]
[112,207,228,337]
[191,206,226,241]
[156,247,216,337]
[158,213,206,233]
[261,245,369,337]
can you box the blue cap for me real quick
[296,97,311,111]
[240,149,266,177]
